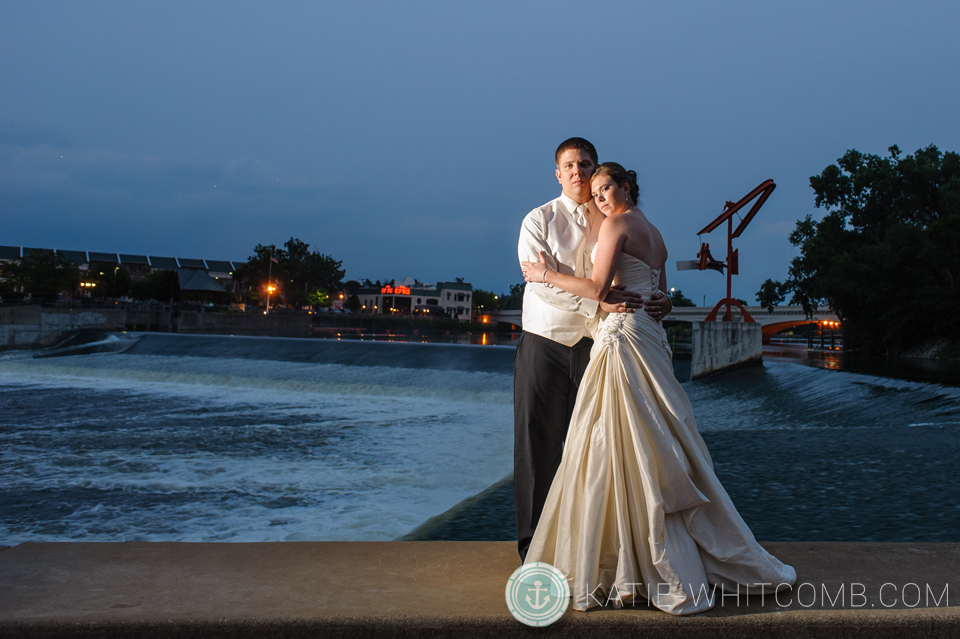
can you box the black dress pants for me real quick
[514,331,593,561]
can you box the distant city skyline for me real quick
[2,1,959,303]
[0,242,477,290]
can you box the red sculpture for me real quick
[677,179,776,323]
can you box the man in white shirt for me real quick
[514,137,672,561]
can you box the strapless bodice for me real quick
[614,253,661,299]
[591,245,661,299]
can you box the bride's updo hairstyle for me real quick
[593,162,639,206]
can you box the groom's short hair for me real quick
[555,137,598,167]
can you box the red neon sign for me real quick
[381,285,411,295]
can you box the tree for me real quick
[308,289,330,308]
[755,279,788,313]
[236,243,287,302]
[344,294,362,312]
[668,289,695,308]
[131,269,180,302]
[1,251,79,298]
[499,283,525,311]
[89,265,133,299]
[283,237,345,307]
[237,238,345,309]
[766,145,960,354]
[473,288,499,311]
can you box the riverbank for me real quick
[902,336,960,361]
[2,541,958,637]
[764,343,960,386]
[0,305,495,350]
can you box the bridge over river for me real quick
[480,305,839,341]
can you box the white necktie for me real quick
[575,204,587,229]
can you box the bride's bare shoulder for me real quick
[596,213,627,236]
[623,210,656,237]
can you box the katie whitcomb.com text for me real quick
[585,582,950,610]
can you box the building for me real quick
[0,245,246,293]
[2,245,474,318]
[436,281,473,321]
[355,276,473,321]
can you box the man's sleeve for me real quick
[518,210,599,318]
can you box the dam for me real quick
[2,333,960,636]
[2,332,959,545]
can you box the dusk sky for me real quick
[2,1,958,304]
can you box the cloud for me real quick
[0,119,73,149]
[0,124,331,204]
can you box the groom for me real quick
[514,137,672,561]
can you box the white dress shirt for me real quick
[518,193,600,346]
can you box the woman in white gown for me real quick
[519,163,796,615]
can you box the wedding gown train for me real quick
[524,252,796,615]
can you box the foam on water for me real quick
[0,353,512,404]
[686,360,960,432]
[0,348,513,544]
[404,360,960,543]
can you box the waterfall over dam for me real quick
[2,333,959,545]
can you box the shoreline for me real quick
[763,343,960,386]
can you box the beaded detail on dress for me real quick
[598,312,627,347]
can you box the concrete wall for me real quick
[0,307,310,349]
[690,321,762,380]
[0,306,128,349]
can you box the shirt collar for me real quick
[558,192,587,217]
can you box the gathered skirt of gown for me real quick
[524,253,796,615]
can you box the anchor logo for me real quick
[525,580,551,609]
[505,562,570,627]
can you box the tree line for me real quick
[757,144,959,356]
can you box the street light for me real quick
[266,283,276,313]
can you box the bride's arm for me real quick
[522,217,626,302]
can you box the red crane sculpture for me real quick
[677,179,776,323]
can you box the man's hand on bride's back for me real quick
[600,285,644,314]
[643,291,671,322]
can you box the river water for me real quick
[1,333,959,545]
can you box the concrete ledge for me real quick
[1,542,958,638]
[0,307,128,350]
[691,321,762,380]
[0,308,313,350]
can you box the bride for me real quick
[519,162,796,615]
